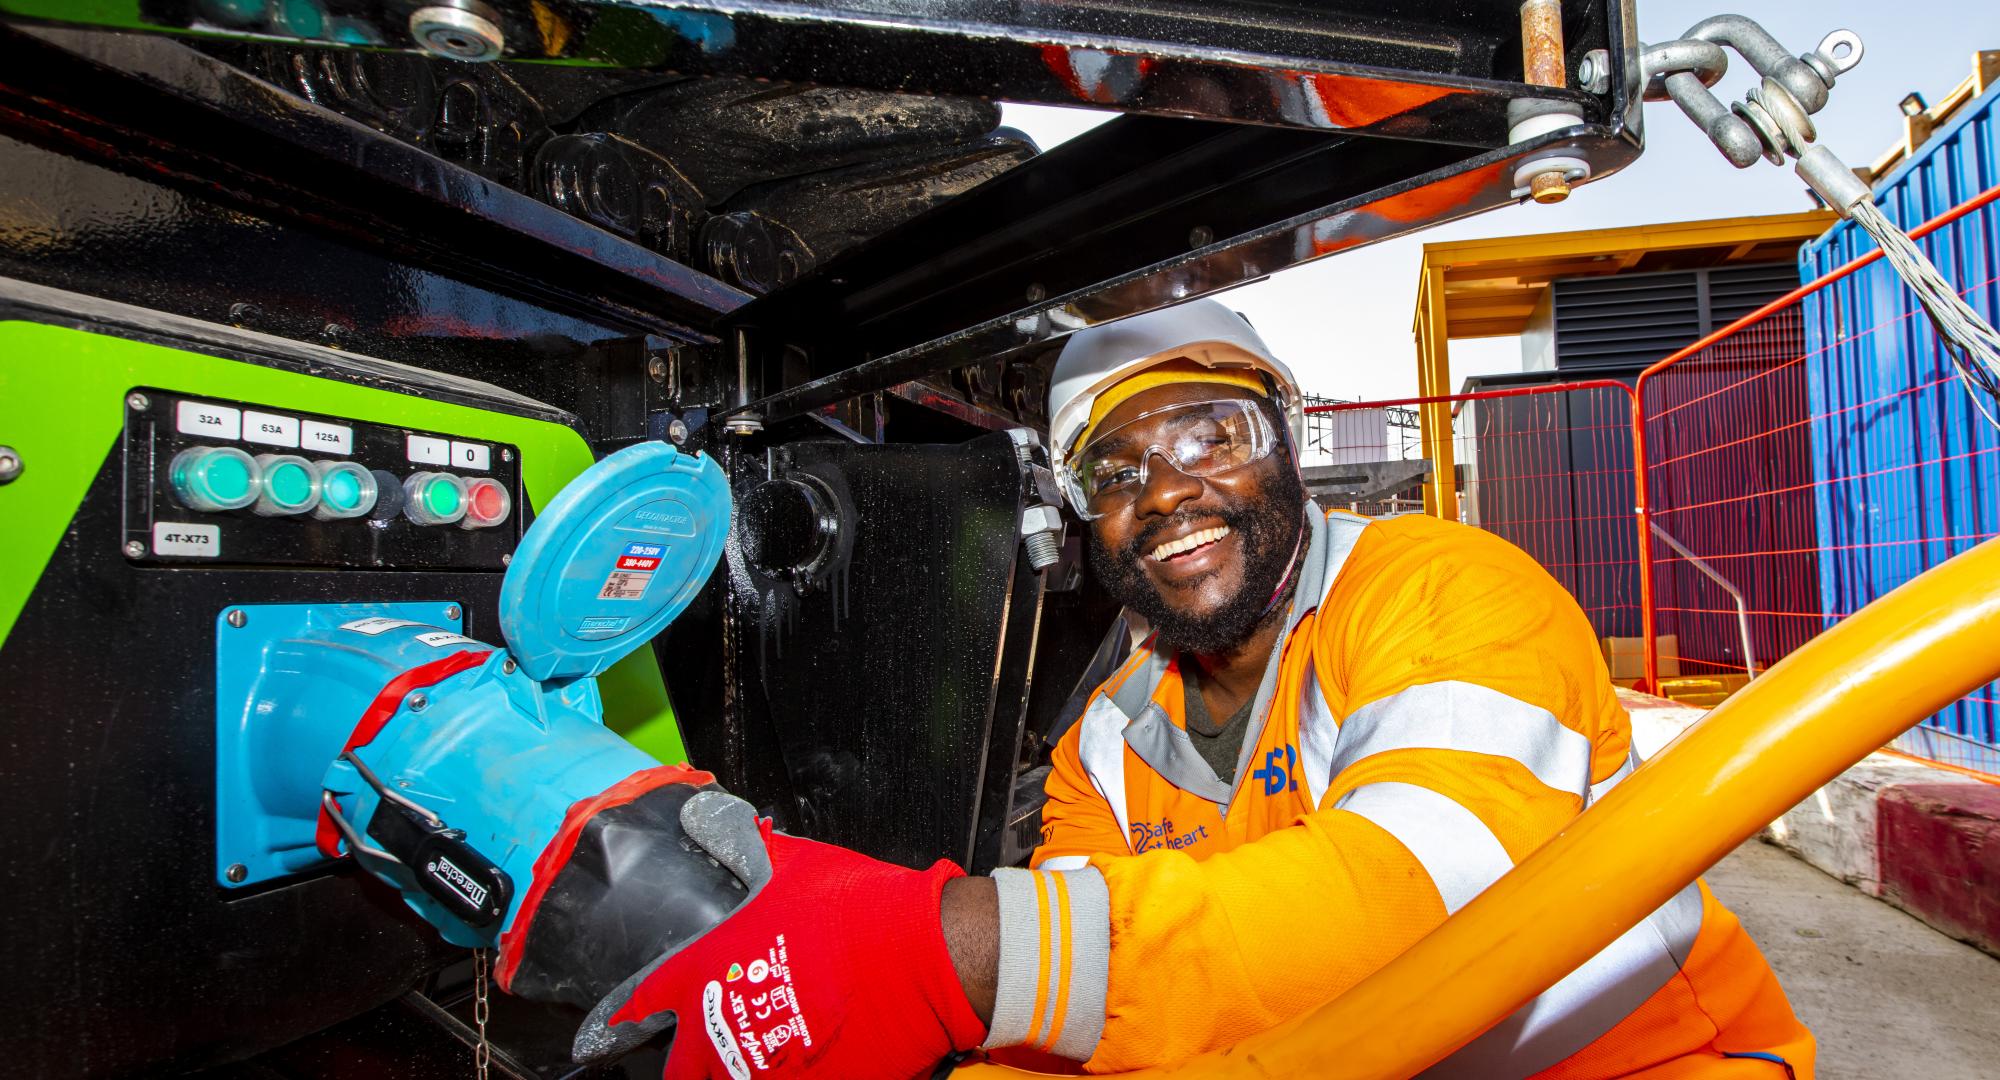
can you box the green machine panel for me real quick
[0,284,686,1076]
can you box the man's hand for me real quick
[576,790,989,1080]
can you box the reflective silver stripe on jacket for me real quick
[1588,750,1638,806]
[1327,691,1699,1079]
[983,866,1112,1059]
[1076,692,1134,849]
[1327,681,1596,798]
[1124,702,1234,805]
[1071,510,1370,839]
[1299,667,1339,808]
[1422,883,1704,1079]
[1338,782,1511,912]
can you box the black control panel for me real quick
[120,388,524,569]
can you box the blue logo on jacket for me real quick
[1252,744,1298,796]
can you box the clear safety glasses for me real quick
[1060,398,1278,520]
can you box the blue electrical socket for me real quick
[214,601,466,889]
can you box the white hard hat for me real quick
[1046,299,1303,471]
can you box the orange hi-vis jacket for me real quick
[978,509,1812,1078]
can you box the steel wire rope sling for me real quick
[1645,16,2000,427]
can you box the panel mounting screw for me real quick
[1024,282,1047,303]
[501,553,512,566]
[444,604,462,622]
[501,657,517,675]
[410,1,505,62]
[226,863,248,883]
[127,392,150,411]
[1188,225,1215,248]
[408,693,430,712]
[648,355,672,384]
[123,540,146,558]
[667,418,690,445]
[226,609,248,628]
[500,448,513,463]
[0,445,20,485]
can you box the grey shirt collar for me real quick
[1112,507,1333,811]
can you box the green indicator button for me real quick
[311,461,377,521]
[425,478,461,517]
[268,462,312,505]
[324,469,361,510]
[253,454,320,516]
[401,472,467,526]
[204,455,252,502]
[169,446,261,513]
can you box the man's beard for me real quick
[1086,464,1308,657]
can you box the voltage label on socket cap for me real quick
[498,443,729,683]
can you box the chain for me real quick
[473,947,492,1080]
[719,444,744,785]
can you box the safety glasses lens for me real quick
[1071,399,1273,515]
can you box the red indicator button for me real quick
[472,484,505,519]
[459,477,512,530]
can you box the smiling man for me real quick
[975,299,1814,1077]
[591,301,1814,1080]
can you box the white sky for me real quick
[1001,1,2000,402]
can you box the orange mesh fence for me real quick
[1634,186,2000,775]
[1306,383,1645,674]
[1635,305,1821,694]
[1299,190,2000,774]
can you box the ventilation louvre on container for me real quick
[1553,263,1799,371]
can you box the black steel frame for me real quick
[0,24,749,343]
[3,1,1646,438]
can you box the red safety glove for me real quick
[573,789,987,1080]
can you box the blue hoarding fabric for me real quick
[1800,83,2000,768]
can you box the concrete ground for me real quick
[1708,840,2000,1080]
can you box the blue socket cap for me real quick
[498,442,730,683]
